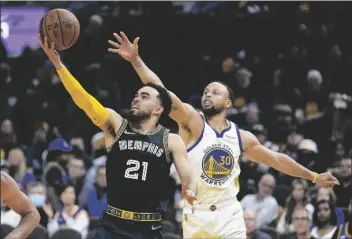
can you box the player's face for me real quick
[127,86,163,122]
[60,186,76,206]
[201,82,232,117]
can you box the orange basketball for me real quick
[39,9,80,51]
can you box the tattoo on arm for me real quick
[171,104,178,112]
[107,124,116,137]
[133,59,142,68]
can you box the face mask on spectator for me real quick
[28,193,46,207]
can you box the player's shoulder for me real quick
[1,171,11,184]
[1,172,15,195]
[236,129,259,150]
[167,133,185,151]
[168,133,183,144]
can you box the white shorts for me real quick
[182,199,246,239]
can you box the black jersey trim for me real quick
[106,119,128,153]
[163,129,172,163]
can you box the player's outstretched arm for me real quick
[240,130,340,187]
[1,172,40,239]
[108,32,203,130]
[38,35,122,133]
[169,133,198,212]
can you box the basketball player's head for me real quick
[126,83,172,123]
[201,82,234,117]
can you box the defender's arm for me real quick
[240,130,340,187]
[1,172,40,239]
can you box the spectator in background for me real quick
[241,174,279,228]
[47,184,89,239]
[0,201,21,228]
[311,200,338,239]
[28,122,50,179]
[87,165,107,220]
[69,136,86,153]
[67,155,87,202]
[243,210,271,239]
[0,119,18,156]
[315,186,345,226]
[7,147,35,190]
[79,132,106,207]
[281,207,317,239]
[1,158,9,175]
[332,199,352,239]
[334,158,352,208]
[277,179,314,234]
[43,138,72,197]
[27,181,55,228]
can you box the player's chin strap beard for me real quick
[202,106,223,117]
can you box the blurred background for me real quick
[0,1,351,239]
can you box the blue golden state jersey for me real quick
[186,116,243,204]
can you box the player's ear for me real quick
[154,106,164,116]
[225,99,232,109]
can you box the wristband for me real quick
[312,172,318,184]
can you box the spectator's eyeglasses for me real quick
[293,217,309,222]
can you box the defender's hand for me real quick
[108,31,140,62]
[315,172,340,188]
[37,34,62,70]
[182,184,198,214]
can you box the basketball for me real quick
[39,9,80,51]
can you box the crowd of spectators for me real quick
[1,1,351,239]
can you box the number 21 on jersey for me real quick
[124,159,148,181]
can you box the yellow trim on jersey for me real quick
[106,119,128,153]
[129,123,163,135]
[346,222,352,238]
[234,176,240,190]
[106,205,161,222]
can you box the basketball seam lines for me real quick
[68,12,76,47]
[56,10,66,48]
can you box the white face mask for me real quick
[28,193,46,207]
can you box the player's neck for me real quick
[205,114,228,133]
[130,119,158,135]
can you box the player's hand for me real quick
[108,31,140,62]
[315,172,340,188]
[37,34,62,70]
[182,184,197,214]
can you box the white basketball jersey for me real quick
[187,119,242,204]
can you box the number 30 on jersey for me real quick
[124,159,148,181]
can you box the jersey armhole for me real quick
[235,124,243,154]
[163,129,172,163]
[106,118,128,153]
[186,113,205,153]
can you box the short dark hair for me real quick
[145,82,172,116]
[214,81,235,102]
[313,199,337,227]
[57,183,75,197]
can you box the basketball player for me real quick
[1,172,40,239]
[38,36,197,239]
[108,32,340,238]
